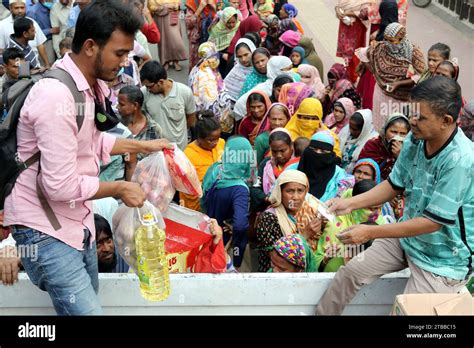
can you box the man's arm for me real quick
[37,44,50,67]
[186,112,196,128]
[110,138,171,156]
[337,217,442,245]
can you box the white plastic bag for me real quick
[112,201,166,273]
[131,152,176,212]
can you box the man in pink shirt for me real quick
[2,0,170,315]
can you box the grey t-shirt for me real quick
[142,80,196,150]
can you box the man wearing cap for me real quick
[0,0,50,67]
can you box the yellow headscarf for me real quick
[285,98,342,158]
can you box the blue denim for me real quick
[11,226,102,315]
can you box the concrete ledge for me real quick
[0,271,410,315]
[429,1,474,37]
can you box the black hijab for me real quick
[297,139,338,199]
[376,0,399,41]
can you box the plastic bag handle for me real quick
[136,201,159,225]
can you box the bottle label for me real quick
[137,255,150,286]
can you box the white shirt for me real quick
[0,15,47,52]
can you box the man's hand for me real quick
[209,219,223,245]
[337,225,374,245]
[0,246,20,285]
[326,197,353,216]
[50,27,60,35]
[117,182,146,207]
[141,139,173,154]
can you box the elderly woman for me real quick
[270,234,318,272]
[201,136,254,269]
[256,169,322,272]
[359,112,410,180]
[238,91,272,144]
[356,23,425,131]
[188,42,225,112]
[297,131,354,202]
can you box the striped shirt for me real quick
[7,35,40,68]
[388,129,474,280]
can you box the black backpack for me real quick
[0,69,85,230]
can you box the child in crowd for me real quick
[417,42,450,83]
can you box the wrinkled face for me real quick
[269,108,289,130]
[427,50,445,73]
[96,230,115,267]
[249,100,266,120]
[92,30,134,82]
[290,52,302,66]
[434,64,454,79]
[333,105,346,122]
[270,250,299,272]
[236,46,252,67]
[385,121,409,141]
[225,15,238,30]
[353,164,375,183]
[197,128,221,151]
[4,57,24,79]
[409,101,450,141]
[117,93,137,121]
[349,118,362,138]
[270,140,292,166]
[253,53,269,74]
[281,182,306,214]
[10,3,26,18]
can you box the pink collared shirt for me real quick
[4,53,116,250]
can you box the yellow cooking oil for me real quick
[135,213,170,301]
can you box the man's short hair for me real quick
[13,17,33,38]
[59,37,73,51]
[119,85,144,107]
[140,60,167,83]
[411,76,462,121]
[72,0,142,54]
[2,47,25,65]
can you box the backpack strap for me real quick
[28,68,86,231]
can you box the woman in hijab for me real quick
[339,109,378,173]
[297,64,326,100]
[278,82,315,115]
[359,112,410,179]
[238,91,272,144]
[279,3,304,34]
[322,63,361,115]
[290,46,307,69]
[240,47,272,97]
[285,98,342,158]
[254,103,292,163]
[324,97,355,135]
[335,0,372,83]
[297,131,353,203]
[224,38,257,101]
[270,234,318,272]
[185,0,218,71]
[208,7,241,76]
[201,136,255,269]
[270,74,294,103]
[298,37,324,81]
[234,56,294,121]
[256,169,321,272]
[279,30,302,57]
[356,23,425,131]
[189,42,225,112]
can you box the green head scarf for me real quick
[208,7,240,51]
[272,234,318,272]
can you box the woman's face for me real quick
[225,15,238,30]
[229,0,240,9]
[427,49,445,73]
[270,140,292,166]
[236,46,252,67]
[349,118,362,138]
[333,105,346,122]
[249,100,267,120]
[327,73,337,88]
[353,164,375,183]
[385,121,409,141]
[253,53,269,74]
[273,86,282,101]
[281,182,306,214]
[197,128,221,151]
[270,250,299,272]
[385,35,401,45]
[434,64,454,79]
[290,52,302,66]
[269,108,289,130]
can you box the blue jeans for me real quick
[11,226,102,315]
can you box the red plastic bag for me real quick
[163,144,202,197]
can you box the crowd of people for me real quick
[0,0,472,316]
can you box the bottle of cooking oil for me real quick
[135,212,170,301]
